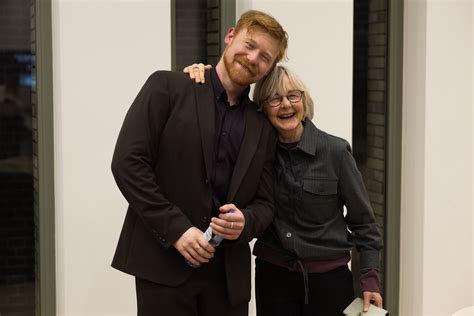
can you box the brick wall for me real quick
[174,0,208,71]
[206,0,220,66]
[0,0,30,51]
[31,0,40,315]
[366,0,387,293]
[353,0,369,164]
[352,0,388,295]
[173,0,223,71]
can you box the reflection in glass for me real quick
[0,0,36,315]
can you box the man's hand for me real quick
[209,204,245,240]
[173,227,215,266]
[362,291,383,312]
[183,63,212,83]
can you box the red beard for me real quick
[224,54,258,86]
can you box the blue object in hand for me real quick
[187,209,235,268]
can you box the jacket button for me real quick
[202,216,208,223]
[286,232,292,238]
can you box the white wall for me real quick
[401,1,473,315]
[52,0,171,315]
[237,0,354,142]
[472,4,474,295]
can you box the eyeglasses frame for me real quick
[266,90,304,107]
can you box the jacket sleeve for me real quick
[238,128,277,243]
[111,72,192,249]
[338,142,383,270]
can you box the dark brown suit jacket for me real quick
[111,71,276,305]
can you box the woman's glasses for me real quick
[266,90,304,107]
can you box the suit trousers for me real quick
[135,251,248,316]
[255,258,354,316]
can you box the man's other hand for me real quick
[210,204,245,240]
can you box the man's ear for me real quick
[224,27,236,45]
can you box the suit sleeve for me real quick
[111,72,192,249]
[338,142,383,270]
[238,128,277,243]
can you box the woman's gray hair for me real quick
[253,65,314,120]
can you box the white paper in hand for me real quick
[343,297,388,316]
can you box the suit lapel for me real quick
[227,101,263,201]
[195,72,215,183]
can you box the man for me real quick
[111,10,288,316]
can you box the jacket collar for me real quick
[294,119,319,156]
[195,71,216,183]
[227,98,263,201]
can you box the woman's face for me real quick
[264,79,305,139]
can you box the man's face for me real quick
[223,27,280,86]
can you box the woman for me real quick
[185,64,383,316]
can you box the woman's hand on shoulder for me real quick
[183,63,212,83]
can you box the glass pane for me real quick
[352,0,388,296]
[0,0,36,315]
[174,0,208,71]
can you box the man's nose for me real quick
[247,50,259,63]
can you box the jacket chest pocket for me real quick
[298,178,339,224]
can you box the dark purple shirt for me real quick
[210,69,249,214]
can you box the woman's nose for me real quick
[280,96,291,107]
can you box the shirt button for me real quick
[286,232,292,238]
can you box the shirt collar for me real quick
[210,68,250,106]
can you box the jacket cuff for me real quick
[159,218,193,249]
[359,250,380,270]
[236,208,252,243]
